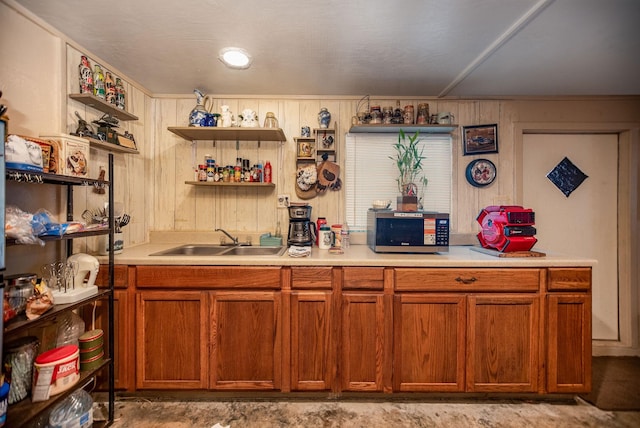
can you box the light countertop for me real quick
[102,242,596,268]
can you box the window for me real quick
[345,133,452,230]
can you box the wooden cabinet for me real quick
[341,267,388,392]
[393,293,466,392]
[394,268,542,393]
[136,291,209,389]
[545,268,592,393]
[289,267,334,391]
[467,294,540,392]
[209,291,282,390]
[290,291,333,390]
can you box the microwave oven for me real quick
[367,209,449,253]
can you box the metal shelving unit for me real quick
[3,156,115,427]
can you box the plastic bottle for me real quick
[341,222,350,250]
[264,161,272,183]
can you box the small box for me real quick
[40,133,90,178]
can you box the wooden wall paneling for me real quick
[456,101,479,233]
[174,98,198,230]
[497,102,517,204]
[154,99,179,230]
[125,92,149,245]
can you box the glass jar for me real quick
[403,105,415,124]
[263,112,279,128]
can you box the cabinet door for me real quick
[393,294,466,392]
[136,291,209,389]
[467,294,540,392]
[80,289,132,391]
[341,293,385,391]
[547,294,592,393]
[290,291,333,391]
[210,291,282,390]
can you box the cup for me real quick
[318,226,333,249]
[331,224,342,248]
[436,112,454,125]
[301,126,310,137]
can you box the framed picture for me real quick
[462,124,498,155]
[297,140,314,158]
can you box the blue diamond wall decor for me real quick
[546,157,588,197]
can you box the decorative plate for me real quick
[465,158,496,187]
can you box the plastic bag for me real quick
[56,311,85,347]
[26,279,55,320]
[4,205,44,246]
[48,389,93,428]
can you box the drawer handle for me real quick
[455,276,477,285]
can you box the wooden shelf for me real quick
[168,126,286,142]
[185,181,275,188]
[69,93,138,121]
[348,124,458,134]
[6,168,109,186]
[85,136,139,154]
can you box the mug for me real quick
[436,112,454,125]
[331,224,342,248]
[301,126,311,137]
[318,226,333,249]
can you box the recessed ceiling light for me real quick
[218,47,252,69]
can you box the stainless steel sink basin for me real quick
[219,246,287,256]
[151,244,286,257]
[150,244,229,256]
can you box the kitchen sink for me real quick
[150,244,230,256]
[219,246,287,256]
[151,244,286,257]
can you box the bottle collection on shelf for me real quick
[78,55,126,110]
[196,154,272,183]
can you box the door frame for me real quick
[514,122,639,355]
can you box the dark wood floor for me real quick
[581,356,640,410]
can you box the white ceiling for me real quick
[13,0,640,97]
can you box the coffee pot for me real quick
[287,204,316,246]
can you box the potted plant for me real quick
[390,130,428,208]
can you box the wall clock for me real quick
[465,158,496,187]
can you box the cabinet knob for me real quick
[455,276,477,285]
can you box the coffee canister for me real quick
[33,345,80,402]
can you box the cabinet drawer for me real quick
[97,264,128,288]
[395,268,541,292]
[291,267,332,289]
[136,266,281,289]
[343,267,384,290]
[547,268,591,291]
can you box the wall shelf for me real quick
[348,124,458,134]
[84,136,139,154]
[168,126,286,142]
[185,181,275,188]
[69,93,138,121]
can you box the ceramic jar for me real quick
[416,103,430,124]
[318,107,331,128]
[403,105,414,124]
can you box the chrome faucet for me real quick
[215,228,239,245]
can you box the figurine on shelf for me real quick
[220,105,234,127]
[78,55,93,95]
[239,109,258,127]
[93,65,105,99]
[189,89,211,127]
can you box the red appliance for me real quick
[476,205,537,252]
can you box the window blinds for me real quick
[345,133,452,230]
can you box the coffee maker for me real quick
[287,204,316,246]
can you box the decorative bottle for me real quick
[318,107,331,129]
[93,65,105,99]
[264,161,272,183]
[189,89,210,127]
[115,78,126,110]
[104,72,116,105]
[78,55,93,94]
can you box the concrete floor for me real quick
[95,397,640,428]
